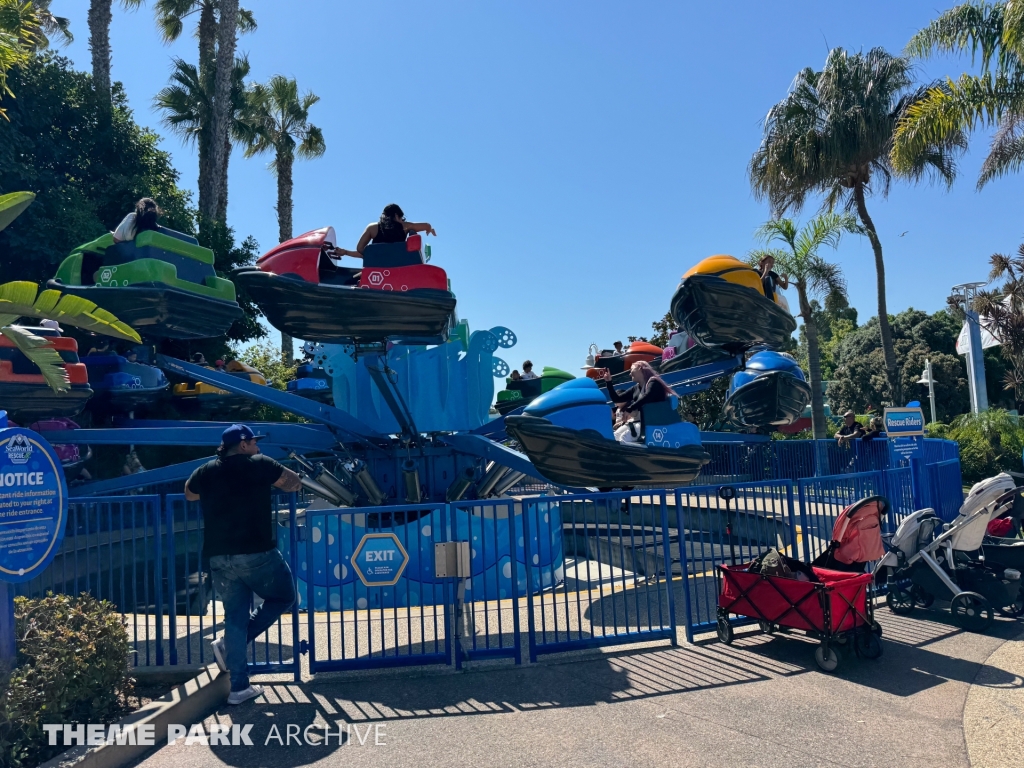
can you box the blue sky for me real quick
[52,1,1024,373]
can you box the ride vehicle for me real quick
[494,367,574,415]
[83,350,169,413]
[722,351,812,428]
[0,325,92,421]
[583,341,663,380]
[171,360,267,417]
[505,378,709,488]
[26,417,92,472]
[48,227,242,340]
[670,255,796,352]
[287,360,333,403]
[233,227,457,344]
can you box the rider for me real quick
[600,361,675,442]
[332,204,436,258]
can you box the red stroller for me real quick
[716,496,886,672]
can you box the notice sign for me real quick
[0,428,67,583]
[351,533,409,587]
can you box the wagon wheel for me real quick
[814,643,841,673]
[717,616,734,645]
[998,596,1024,619]
[855,631,883,660]
[910,585,935,608]
[950,592,993,633]
[757,620,775,635]
[886,584,915,616]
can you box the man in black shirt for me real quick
[835,410,865,446]
[185,424,302,705]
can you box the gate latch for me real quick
[434,541,471,578]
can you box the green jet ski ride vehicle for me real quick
[48,227,242,340]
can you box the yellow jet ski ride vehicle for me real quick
[172,360,266,418]
[670,255,796,352]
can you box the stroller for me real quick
[874,473,1023,632]
[716,496,885,673]
[978,484,1024,617]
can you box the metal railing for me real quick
[928,459,966,522]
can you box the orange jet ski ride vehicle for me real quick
[583,341,663,381]
[233,227,457,344]
[505,379,710,489]
[670,255,796,352]
[0,326,92,421]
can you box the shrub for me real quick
[0,593,135,768]
[935,409,1024,484]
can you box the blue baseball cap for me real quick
[221,424,265,447]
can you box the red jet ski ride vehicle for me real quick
[233,227,457,344]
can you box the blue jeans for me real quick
[210,548,295,692]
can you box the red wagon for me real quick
[716,563,882,672]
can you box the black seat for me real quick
[508,379,543,398]
[362,241,424,268]
[641,399,681,427]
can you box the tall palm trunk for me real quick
[216,133,231,223]
[797,280,826,439]
[196,1,216,225]
[209,0,239,223]
[277,149,294,364]
[87,0,112,121]
[853,183,900,405]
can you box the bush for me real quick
[933,409,1024,484]
[0,594,135,768]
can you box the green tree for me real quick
[0,0,40,117]
[150,0,255,222]
[750,213,856,438]
[966,244,1024,408]
[154,54,250,224]
[241,74,325,363]
[894,2,1024,187]
[828,308,970,422]
[750,47,966,407]
[795,295,858,382]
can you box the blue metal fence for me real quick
[522,490,676,660]
[797,472,884,562]
[928,459,966,521]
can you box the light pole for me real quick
[917,358,938,423]
[950,282,989,415]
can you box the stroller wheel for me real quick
[886,585,915,616]
[998,597,1023,619]
[814,643,841,672]
[910,585,935,608]
[717,616,734,645]
[855,631,883,660]
[950,591,994,633]
[757,620,775,635]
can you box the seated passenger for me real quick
[520,361,539,380]
[112,197,162,243]
[600,361,676,442]
[332,204,436,259]
[510,370,522,381]
[612,341,625,356]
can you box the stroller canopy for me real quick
[948,473,1017,553]
[830,496,887,565]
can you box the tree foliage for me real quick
[929,408,1024,482]
[828,308,970,422]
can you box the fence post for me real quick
[675,490,694,644]
[659,493,677,646]
[164,496,178,667]
[796,480,811,563]
[153,498,165,667]
[288,494,301,683]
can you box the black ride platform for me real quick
[46,281,242,340]
[505,414,709,488]
[234,268,457,344]
[723,370,812,428]
[2,383,93,422]
[670,274,796,352]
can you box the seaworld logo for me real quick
[5,434,33,464]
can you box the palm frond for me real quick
[0,325,68,393]
[905,1,1010,72]
[0,282,141,342]
[0,190,34,231]
[978,108,1024,184]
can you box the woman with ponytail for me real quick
[600,361,677,443]
[112,198,162,243]
[333,203,436,258]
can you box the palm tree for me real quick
[208,0,238,222]
[0,194,140,392]
[751,213,856,438]
[241,75,325,363]
[154,54,250,223]
[894,2,1024,187]
[750,47,966,407]
[151,0,255,222]
[0,0,34,117]
[87,0,142,117]
[24,0,72,50]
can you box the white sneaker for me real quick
[227,685,264,706]
[210,637,227,672]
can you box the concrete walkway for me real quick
[128,611,1024,768]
